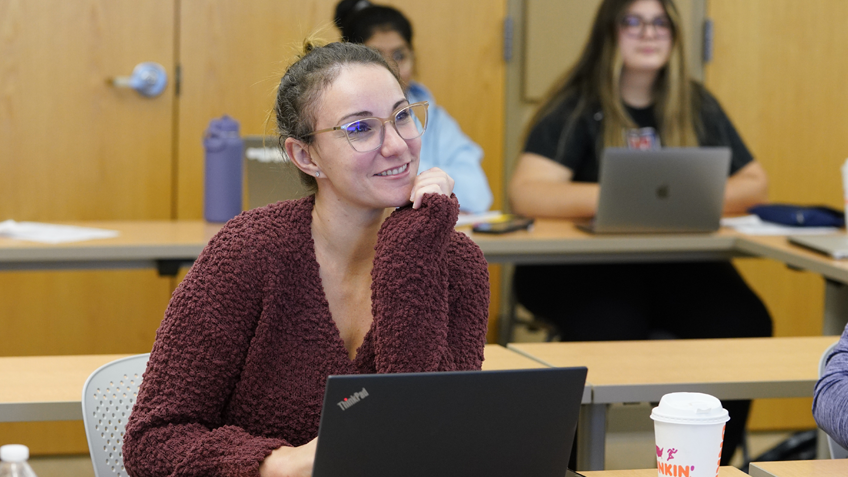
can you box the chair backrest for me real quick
[82,354,150,477]
[818,342,848,459]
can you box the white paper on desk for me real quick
[720,215,839,236]
[455,211,503,227]
[0,220,120,244]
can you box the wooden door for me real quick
[178,0,507,340]
[0,0,177,454]
[705,0,848,430]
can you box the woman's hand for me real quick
[410,167,454,209]
[259,438,317,477]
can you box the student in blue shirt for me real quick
[334,0,493,214]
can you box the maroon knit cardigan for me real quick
[123,193,489,477]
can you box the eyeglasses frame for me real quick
[618,14,673,39]
[303,101,429,153]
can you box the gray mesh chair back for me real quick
[82,354,150,477]
[818,342,848,459]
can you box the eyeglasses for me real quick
[304,101,428,153]
[619,14,672,39]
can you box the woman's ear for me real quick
[284,137,320,177]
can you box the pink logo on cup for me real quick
[657,462,695,477]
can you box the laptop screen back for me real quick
[243,135,310,210]
[313,367,587,477]
[593,147,731,233]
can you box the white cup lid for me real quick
[651,392,729,425]
[0,444,29,462]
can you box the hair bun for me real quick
[334,0,373,29]
[301,37,327,57]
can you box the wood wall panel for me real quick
[0,0,175,221]
[177,0,505,216]
[706,0,848,431]
[176,0,338,220]
[0,0,177,454]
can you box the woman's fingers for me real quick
[410,168,454,209]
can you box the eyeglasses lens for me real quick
[344,103,428,153]
[621,15,671,38]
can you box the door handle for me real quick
[111,62,168,98]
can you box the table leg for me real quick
[577,403,606,471]
[824,279,848,335]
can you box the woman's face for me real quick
[617,0,673,73]
[364,29,414,88]
[307,63,420,210]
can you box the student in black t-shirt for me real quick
[508,0,771,466]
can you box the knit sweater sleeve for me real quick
[813,324,848,450]
[123,213,286,477]
[367,193,489,372]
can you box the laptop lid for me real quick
[313,367,587,477]
[243,135,309,210]
[590,147,731,233]
[788,234,848,259]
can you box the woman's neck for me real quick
[311,193,391,269]
[620,68,659,108]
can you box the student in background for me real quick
[508,0,771,465]
[814,323,848,451]
[334,0,493,214]
[123,41,489,477]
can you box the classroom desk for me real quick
[0,354,130,422]
[581,467,748,477]
[509,336,839,472]
[471,223,848,337]
[469,220,741,265]
[748,459,848,477]
[0,344,552,423]
[0,220,221,275]
[736,233,848,335]
[0,219,740,272]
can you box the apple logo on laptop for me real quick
[656,184,670,199]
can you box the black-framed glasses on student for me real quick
[619,15,672,39]
[304,101,429,153]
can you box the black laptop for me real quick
[312,367,588,477]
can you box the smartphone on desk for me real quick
[471,216,534,234]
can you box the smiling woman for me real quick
[121,41,489,477]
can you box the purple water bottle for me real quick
[203,115,244,222]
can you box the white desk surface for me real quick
[749,459,848,477]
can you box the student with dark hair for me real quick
[508,0,772,465]
[334,0,493,214]
[123,40,489,477]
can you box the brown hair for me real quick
[274,39,399,191]
[529,0,698,159]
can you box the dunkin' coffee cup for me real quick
[650,392,729,477]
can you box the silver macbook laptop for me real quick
[244,135,310,209]
[578,147,731,234]
[313,367,588,477]
[788,235,848,259]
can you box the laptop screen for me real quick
[313,367,587,477]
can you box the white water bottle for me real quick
[0,445,37,477]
